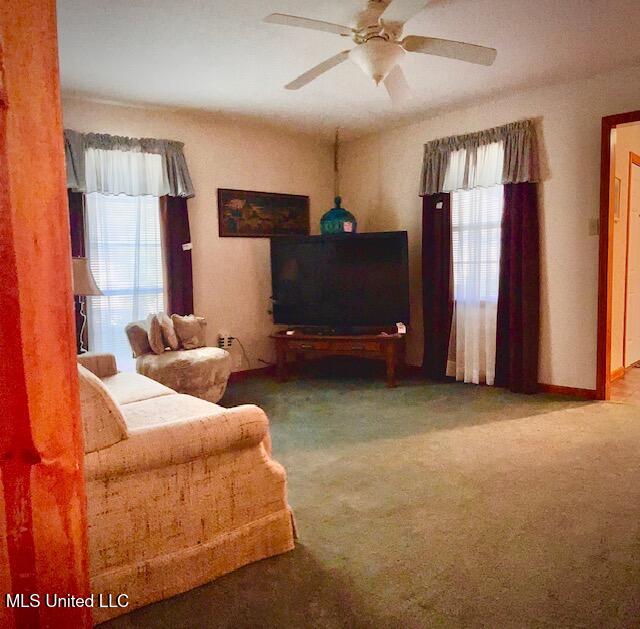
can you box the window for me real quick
[451,184,504,303]
[447,184,504,385]
[85,193,165,371]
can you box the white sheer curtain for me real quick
[446,142,505,385]
[84,148,168,197]
[443,141,505,192]
[86,193,165,371]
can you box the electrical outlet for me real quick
[217,334,234,349]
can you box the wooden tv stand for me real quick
[270,330,406,387]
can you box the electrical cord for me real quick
[219,335,275,369]
[230,336,251,369]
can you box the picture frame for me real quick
[614,176,621,222]
[217,188,310,238]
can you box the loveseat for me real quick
[77,352,295,623]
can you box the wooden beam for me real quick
[0,0,91,627]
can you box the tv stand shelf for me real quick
[270,331,406,388]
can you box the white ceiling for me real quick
[57,0,640,138]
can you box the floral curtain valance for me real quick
[419,119,540,196]
[64,129,195,198]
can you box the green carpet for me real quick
[101,359,640,628]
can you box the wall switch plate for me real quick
[589,217,600,236]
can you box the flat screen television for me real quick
[270,231,409,331]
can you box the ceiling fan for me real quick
[264,0,497,106]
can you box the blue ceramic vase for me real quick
[320,197,357,235]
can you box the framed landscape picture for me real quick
[217,188,310,237]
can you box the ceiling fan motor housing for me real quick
[349,37,405,84]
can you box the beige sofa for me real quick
[76,352,295,624]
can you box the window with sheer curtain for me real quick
[451,185,504,304]
[85,193,165,371]
[446,178,504,385]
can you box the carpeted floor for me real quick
[101,359,640,628]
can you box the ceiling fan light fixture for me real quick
[349,37,405,84]
[265,0,497,102]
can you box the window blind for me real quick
[85,193,165,371]
[451,184,504,303]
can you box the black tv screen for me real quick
[270,231,409,329]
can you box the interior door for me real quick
[625,156,640,366]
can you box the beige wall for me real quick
[611,122,640,373]
[339,64,640,390]
[62,98,334,371]
[63,62,640,387]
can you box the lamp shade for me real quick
[72,257,102,296]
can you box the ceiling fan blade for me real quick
[402,35,497,66]
[384,65,411,107]
[264,13,352,36]
[285,50,351,90]
[380,0,428,26]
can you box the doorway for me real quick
[597,111,640,401]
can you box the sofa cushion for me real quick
[171,314,207,350]
[158,312,180,350]
[77,364,128,453]
[120,393,224,431]
[125,321,151,357]
[147,314,165,354]
[102,372,175,406]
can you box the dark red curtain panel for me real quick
[422,192,453,379]
[495,182,540,393]
[68,190,85,257]
[68,190,85,353]
[161,196,194,316]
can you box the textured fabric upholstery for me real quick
[86,400,269,479]
[77,365,127,453]
[136,346,231,403]
[77,351,118,378]
[121,392,230,431]
[157,312,180,350]
[101,371,174,405]
[76,353,294,623]
[125,320,151,357]
[171,314,206,349]
[147,314,165,354]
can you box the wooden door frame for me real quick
[596,110,640,399]
[622,152,640,368]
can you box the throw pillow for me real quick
[124,321,152,357]
[157,312,180,350]
[171,314,207,350]
[146,314,165,354]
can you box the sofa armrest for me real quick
[84,404,269,481]
[77,352,118,378]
